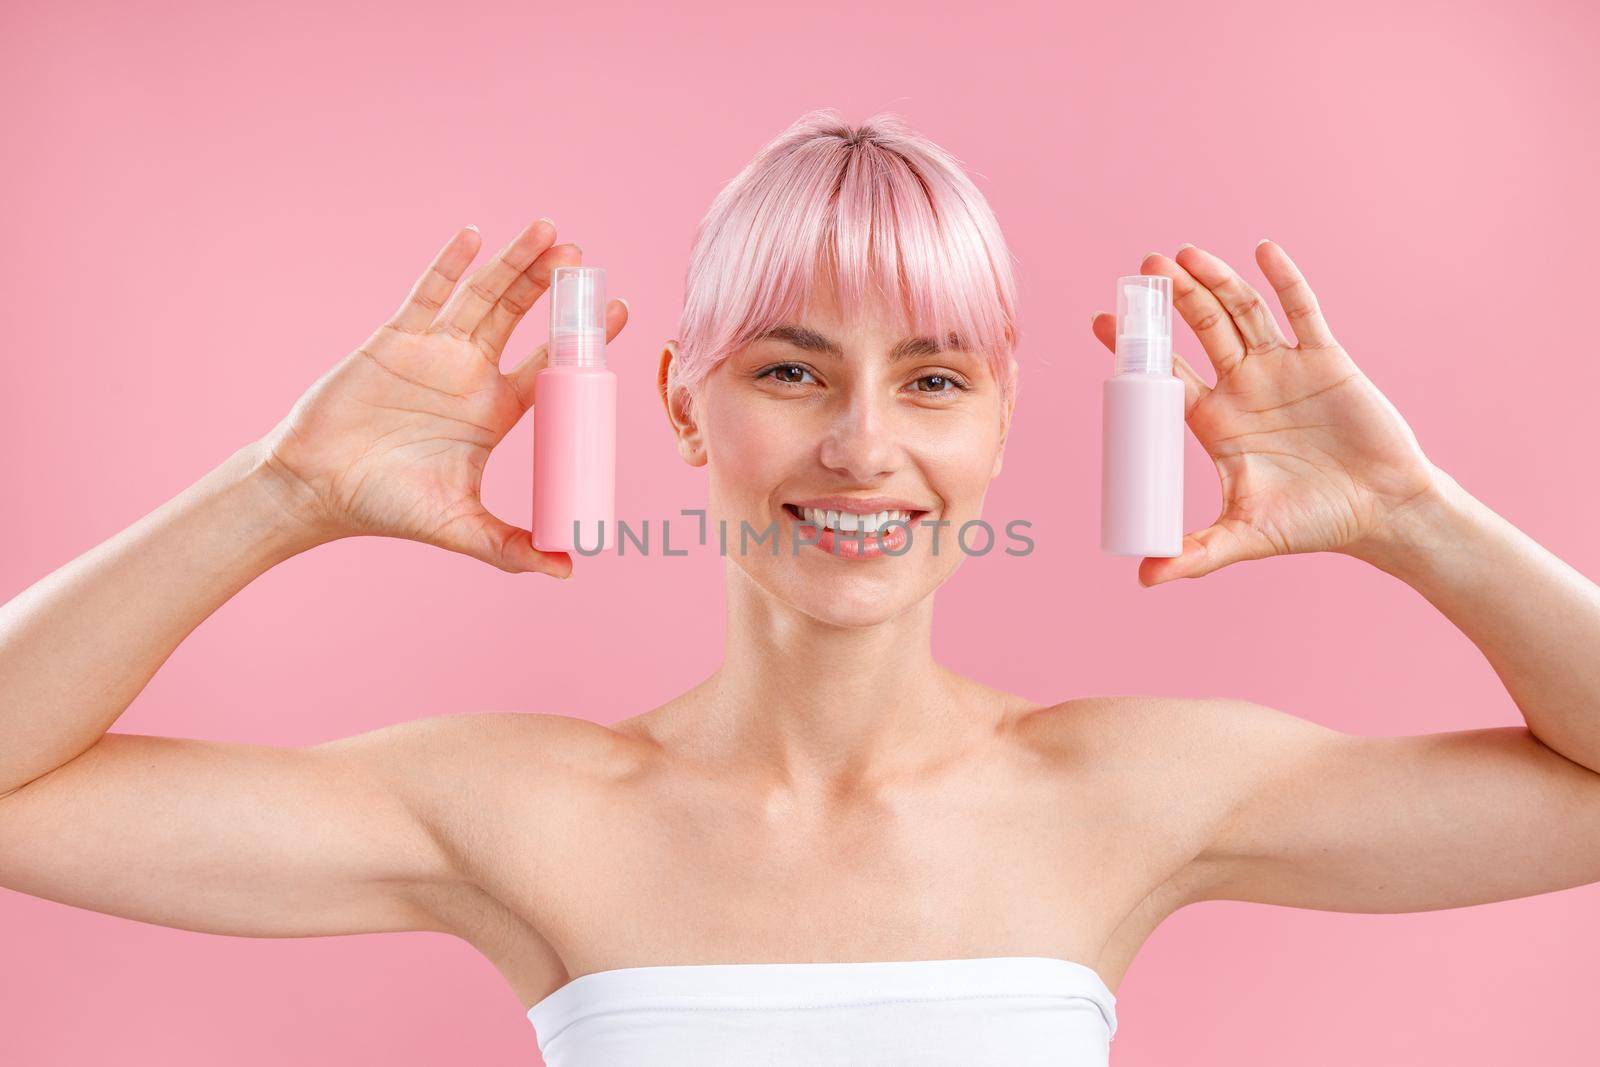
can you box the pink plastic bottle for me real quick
[1100,274,1184,557]
[532,266,616,553]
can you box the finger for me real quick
[433,219,559,342]
[436,507,574,577]
[1254,240,1337,350]
[1169,351,1210,418]
[1173,245,1290,358]
[1137,517,1268,586]
[1089,311,1209,417]
[506,297,630,409]
[473,242,583,362]
[1090,309,1116,352]
[388,226,483,334]
[1140,252,1247,380]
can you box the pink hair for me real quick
[672,109,1019,410]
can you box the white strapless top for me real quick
[527,956,1118,1066]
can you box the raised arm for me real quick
[0,219,627,937]
[1089,241,1600,912]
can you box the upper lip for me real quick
[786,496,930,513]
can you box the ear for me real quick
[658,340,707,467]
[990,355,1019,480]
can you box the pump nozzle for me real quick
[550,266,607,367]
[1113,275,1173,376]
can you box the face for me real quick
[660,283,1015,627]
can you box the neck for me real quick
[667,561,1009,796]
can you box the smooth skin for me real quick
[2,223,1600,1018]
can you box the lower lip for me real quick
[785,507,924,560]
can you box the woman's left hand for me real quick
[1090,240,1445,586]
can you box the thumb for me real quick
[1137,519,1255,586]
[434,507,573,577]
[506,343,550,411]
[504,297,629,411]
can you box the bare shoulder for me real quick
[1014,693,1350,805]
[1008,695,1345,896]
[1012,692,1335,767]
[320,709,645,773]
[318,710,656,933]
[1020,697,1600,915]
[316,710,656,851]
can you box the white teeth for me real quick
[797,506,911,533]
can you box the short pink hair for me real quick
[672,109,1019,409]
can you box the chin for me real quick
[738,552,955,629]
[791,582,923,629]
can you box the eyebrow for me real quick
[754,325,967,361]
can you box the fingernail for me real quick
[465,224,479,233]
[1256,237,1271,246]
[538,216,555,228]
[1089,312,1100,326]
[1143,251,1161,262]
[1176,243,1195,252]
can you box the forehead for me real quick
[746,280,969,364]
[734,261,977,365]
[774,271,941,354]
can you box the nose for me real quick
[817,387,899,482]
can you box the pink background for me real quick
[3,0,1598,1063]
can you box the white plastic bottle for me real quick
[1100,275,1184,557]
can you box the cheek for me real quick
[700,389,813,500]
[911,411,1003,503]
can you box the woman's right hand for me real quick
[254,220,628,577]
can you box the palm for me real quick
[1093,241,1439,585]
[1188,344,1434,559]
[259,221,627,575]
[272,328,523,547]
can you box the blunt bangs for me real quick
[674,110,1019,408]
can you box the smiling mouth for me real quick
[781,503,931,532]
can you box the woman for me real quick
[3,109,1598,1066]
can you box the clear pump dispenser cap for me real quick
[1113,275,1173,376]
[550,266,607,367]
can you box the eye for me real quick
[756,362,818,388]
[909,372,970,396]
